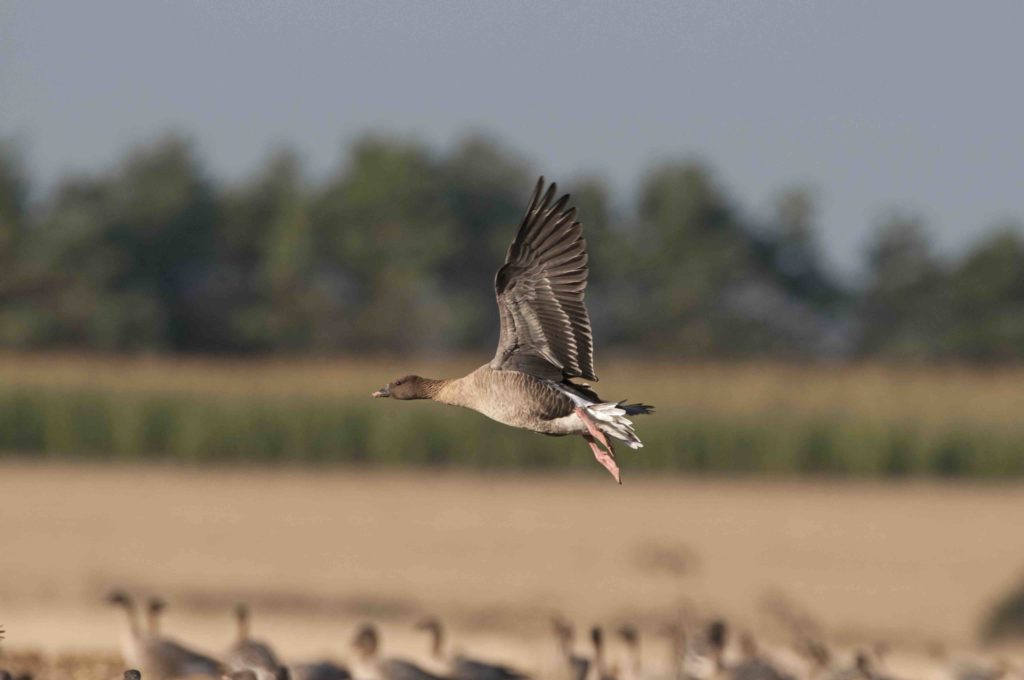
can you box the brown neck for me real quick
[237,615,250,642]
[146,609,160,636]
[419,377,451,400]
[121,603,141,636]
[430,627,444,659]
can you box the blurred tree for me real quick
[312,135,454,351]
[106,135,219,351]
[5,128,1024,363]
[859,213,948,359]
[0,139,40,346]
[944,225,1024,361]
[764,187,843,309]
[568,175,641,348]
[20,134,218,351]
[438,134,530,348]
[219,148,332,351]
[0,140,29,265]
[634,160,754,353]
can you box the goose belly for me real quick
[462,371,581,434]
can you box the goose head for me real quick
[372,375,433,400]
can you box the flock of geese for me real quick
[99,592,1022,680]
[96,592,816,680]
[99,591,530,680]
[0,593,1020,680]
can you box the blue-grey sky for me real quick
[2,2,1022,277]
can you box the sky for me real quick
[2,1,1023,278]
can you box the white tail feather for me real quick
[586,401,643,449]
[553,382,646,449]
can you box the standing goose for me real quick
[372,177,653,483]
[147,598,166,636]
[615,626,642,680]
[350,624,446,680]
[107,591,147,671]
[587,628,616,680]
[107,591,224,680]
[225,605,285,680]
[551,619,590,680]
[414,617,528,680]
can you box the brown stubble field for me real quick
[3,463,1024,677]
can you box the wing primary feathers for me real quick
[492,177,598,382]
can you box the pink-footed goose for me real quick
[147,598,166,636]
[551,618,589,680]
[225,605,286,680]
[373,177,653,483]
[350,624,446,680]
[414,617,528,680]
[107,591,223,680]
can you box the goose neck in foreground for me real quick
[431,376,471,407]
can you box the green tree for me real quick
[764,187,843,309]
[22,135,218,351]
[438,134,530,348]
[0,140,41,346]
[219,148,334,351]
[312,135,454,351]
[634,161,752,353]
[945,225,1024,361]
[859,213,948,358]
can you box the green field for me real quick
[2,354,1023,476]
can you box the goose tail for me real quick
[586,401,645,450]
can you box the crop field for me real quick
[5,356,1024,679]
[1,355,1024,476]
[2,464,1024,680]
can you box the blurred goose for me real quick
[414,617,528,680]
[729,635,792,680]
[657,623,687,680]
[291,661,351,680]
[587,627,617,680]
[551,619,590,680]
[225,604,284,680]
[616,626,642,680]
[350,624,447,680]
[107,591,147,670]
[147,598,166,636]
[682,621,727,680]
[227,671,291,680]
[107,591,223,680]
[372,177,653,483]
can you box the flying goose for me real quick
[225,604,285,680]
[373,177,653,483]
[414,617,528,680]
[350,624,447,680]
[107,591,224,680]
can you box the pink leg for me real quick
[585,435,620,484]
[577,407,621,484]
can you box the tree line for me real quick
[1,132,1022,361]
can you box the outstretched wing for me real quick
[491,177,597,381]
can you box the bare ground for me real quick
[2,463,1023,674]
